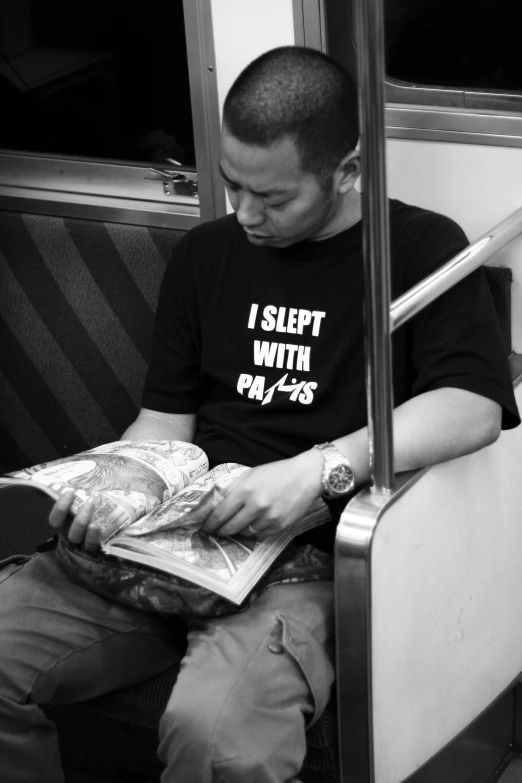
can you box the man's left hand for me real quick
[203,449,324,538]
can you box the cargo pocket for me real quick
[0,554,34,585]
[274,613,335,726]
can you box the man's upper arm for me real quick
[122,409,197,442]
[142,233,205,416]
[402,212,520,431]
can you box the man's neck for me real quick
[311,189,362,242]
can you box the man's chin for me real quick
[245,233,272,245]
[245,232,291,248]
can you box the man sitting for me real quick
[0,46,519,783]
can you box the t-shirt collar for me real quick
[275,217,363,260]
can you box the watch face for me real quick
[328,463,354,494]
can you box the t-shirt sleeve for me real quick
[405,213,520,430]
[141,233,206,414]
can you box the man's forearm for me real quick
[203,387,502,537]
[298,387,502,491]
[121,408,197,443]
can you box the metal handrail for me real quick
[391,206,522,332]
[353,0,394,494]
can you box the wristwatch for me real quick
[312,442,356,499]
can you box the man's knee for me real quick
[159,686,235,758]
[159,696,306,780]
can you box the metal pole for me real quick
[353,0,395,493]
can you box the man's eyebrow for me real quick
[218,162,290,198]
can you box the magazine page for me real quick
[103,466,330,603]
[1,440,209,540]
[119,463,247,537]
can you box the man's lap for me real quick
[0,550,334,725]
[0,550,185,704]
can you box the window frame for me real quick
[385,77,522,114]
[0,0,225,228]
[0,0,329,227]
[386,101,522,150]
[323,0,522,150]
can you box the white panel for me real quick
[209,0,295,213]
[370,382,522,783]
[387,139,522,242]
[210,0,295,116]
[387,139,522,351]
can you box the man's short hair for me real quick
[223,46,359,186]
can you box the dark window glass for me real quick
[385,0,522,92]
[0,0,195,165]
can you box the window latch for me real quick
[147,158,198,198]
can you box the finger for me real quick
[83,519,102,553]
[67,497,96,545]
[213,507,265,538]
[49,489,76,529]
[246,518,275,537]
[222,510,296,540]
[246,524,274,541]
[203,492,246,533]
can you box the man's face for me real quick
[220,129,338,249]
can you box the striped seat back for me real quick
[0,211,185,472]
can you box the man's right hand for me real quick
[48,489,102,552]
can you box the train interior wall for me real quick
[387,137,522,350]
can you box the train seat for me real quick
[0,208,519,782]
[0,210,338,782]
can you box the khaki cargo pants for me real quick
[0,549,334,783]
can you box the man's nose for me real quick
[236,192,265,227]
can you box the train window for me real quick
[324,0,522,148]
[0,0,224,226]
[0,0,195,164]
[385,0,522,111]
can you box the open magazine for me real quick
[0,440,330,604]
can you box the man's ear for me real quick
[335,150,361,194]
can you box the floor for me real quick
[63,758,522,783]
[64,768,522,783]
[499,758,522,783]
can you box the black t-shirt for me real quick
[143,199,520,548]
